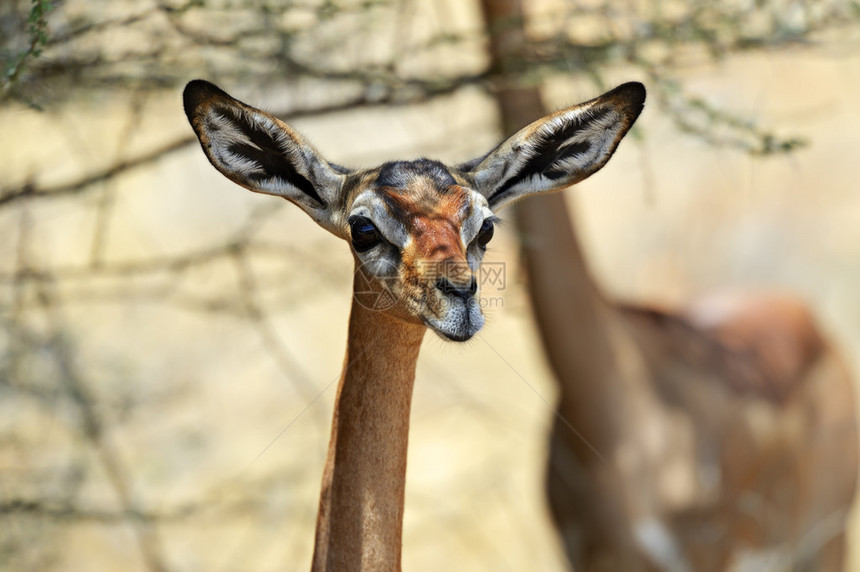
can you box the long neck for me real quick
[311,275,426,571]
[516,193,634,451]
[480,0,633,452]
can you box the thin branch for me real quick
[29,283,170,572]
[0,70,486,207]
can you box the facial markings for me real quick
[381,183,471,257]
[348,165,490,316]
[349,191,411,250]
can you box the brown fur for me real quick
[184,77,651,571]
[312,291,425,571]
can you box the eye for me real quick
[477,218,494,250]
[349,215,382,253]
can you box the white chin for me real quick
[425,298,485,342]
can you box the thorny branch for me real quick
[0,69,487,207]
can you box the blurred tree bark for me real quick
[478,1,638,568]
[478,3,860,571]
[478,0,625,454]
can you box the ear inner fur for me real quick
[183,79,341,214]
[461,81,645,210]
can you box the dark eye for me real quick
[477,218,494,250]
[349,215,382,252]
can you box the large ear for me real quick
[183,80,347,232]
[459,82,645,211]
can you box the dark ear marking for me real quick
[488,108,611,204]
[183,79,231,118]
[183,80,348,234]
[215,106,325,206]
[328,162,353,175]
[460,82,646,211]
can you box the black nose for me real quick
[437,277,477,300]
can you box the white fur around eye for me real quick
[349,192,410,250]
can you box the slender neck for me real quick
[515,194,632,448]
[311,273,426,572]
